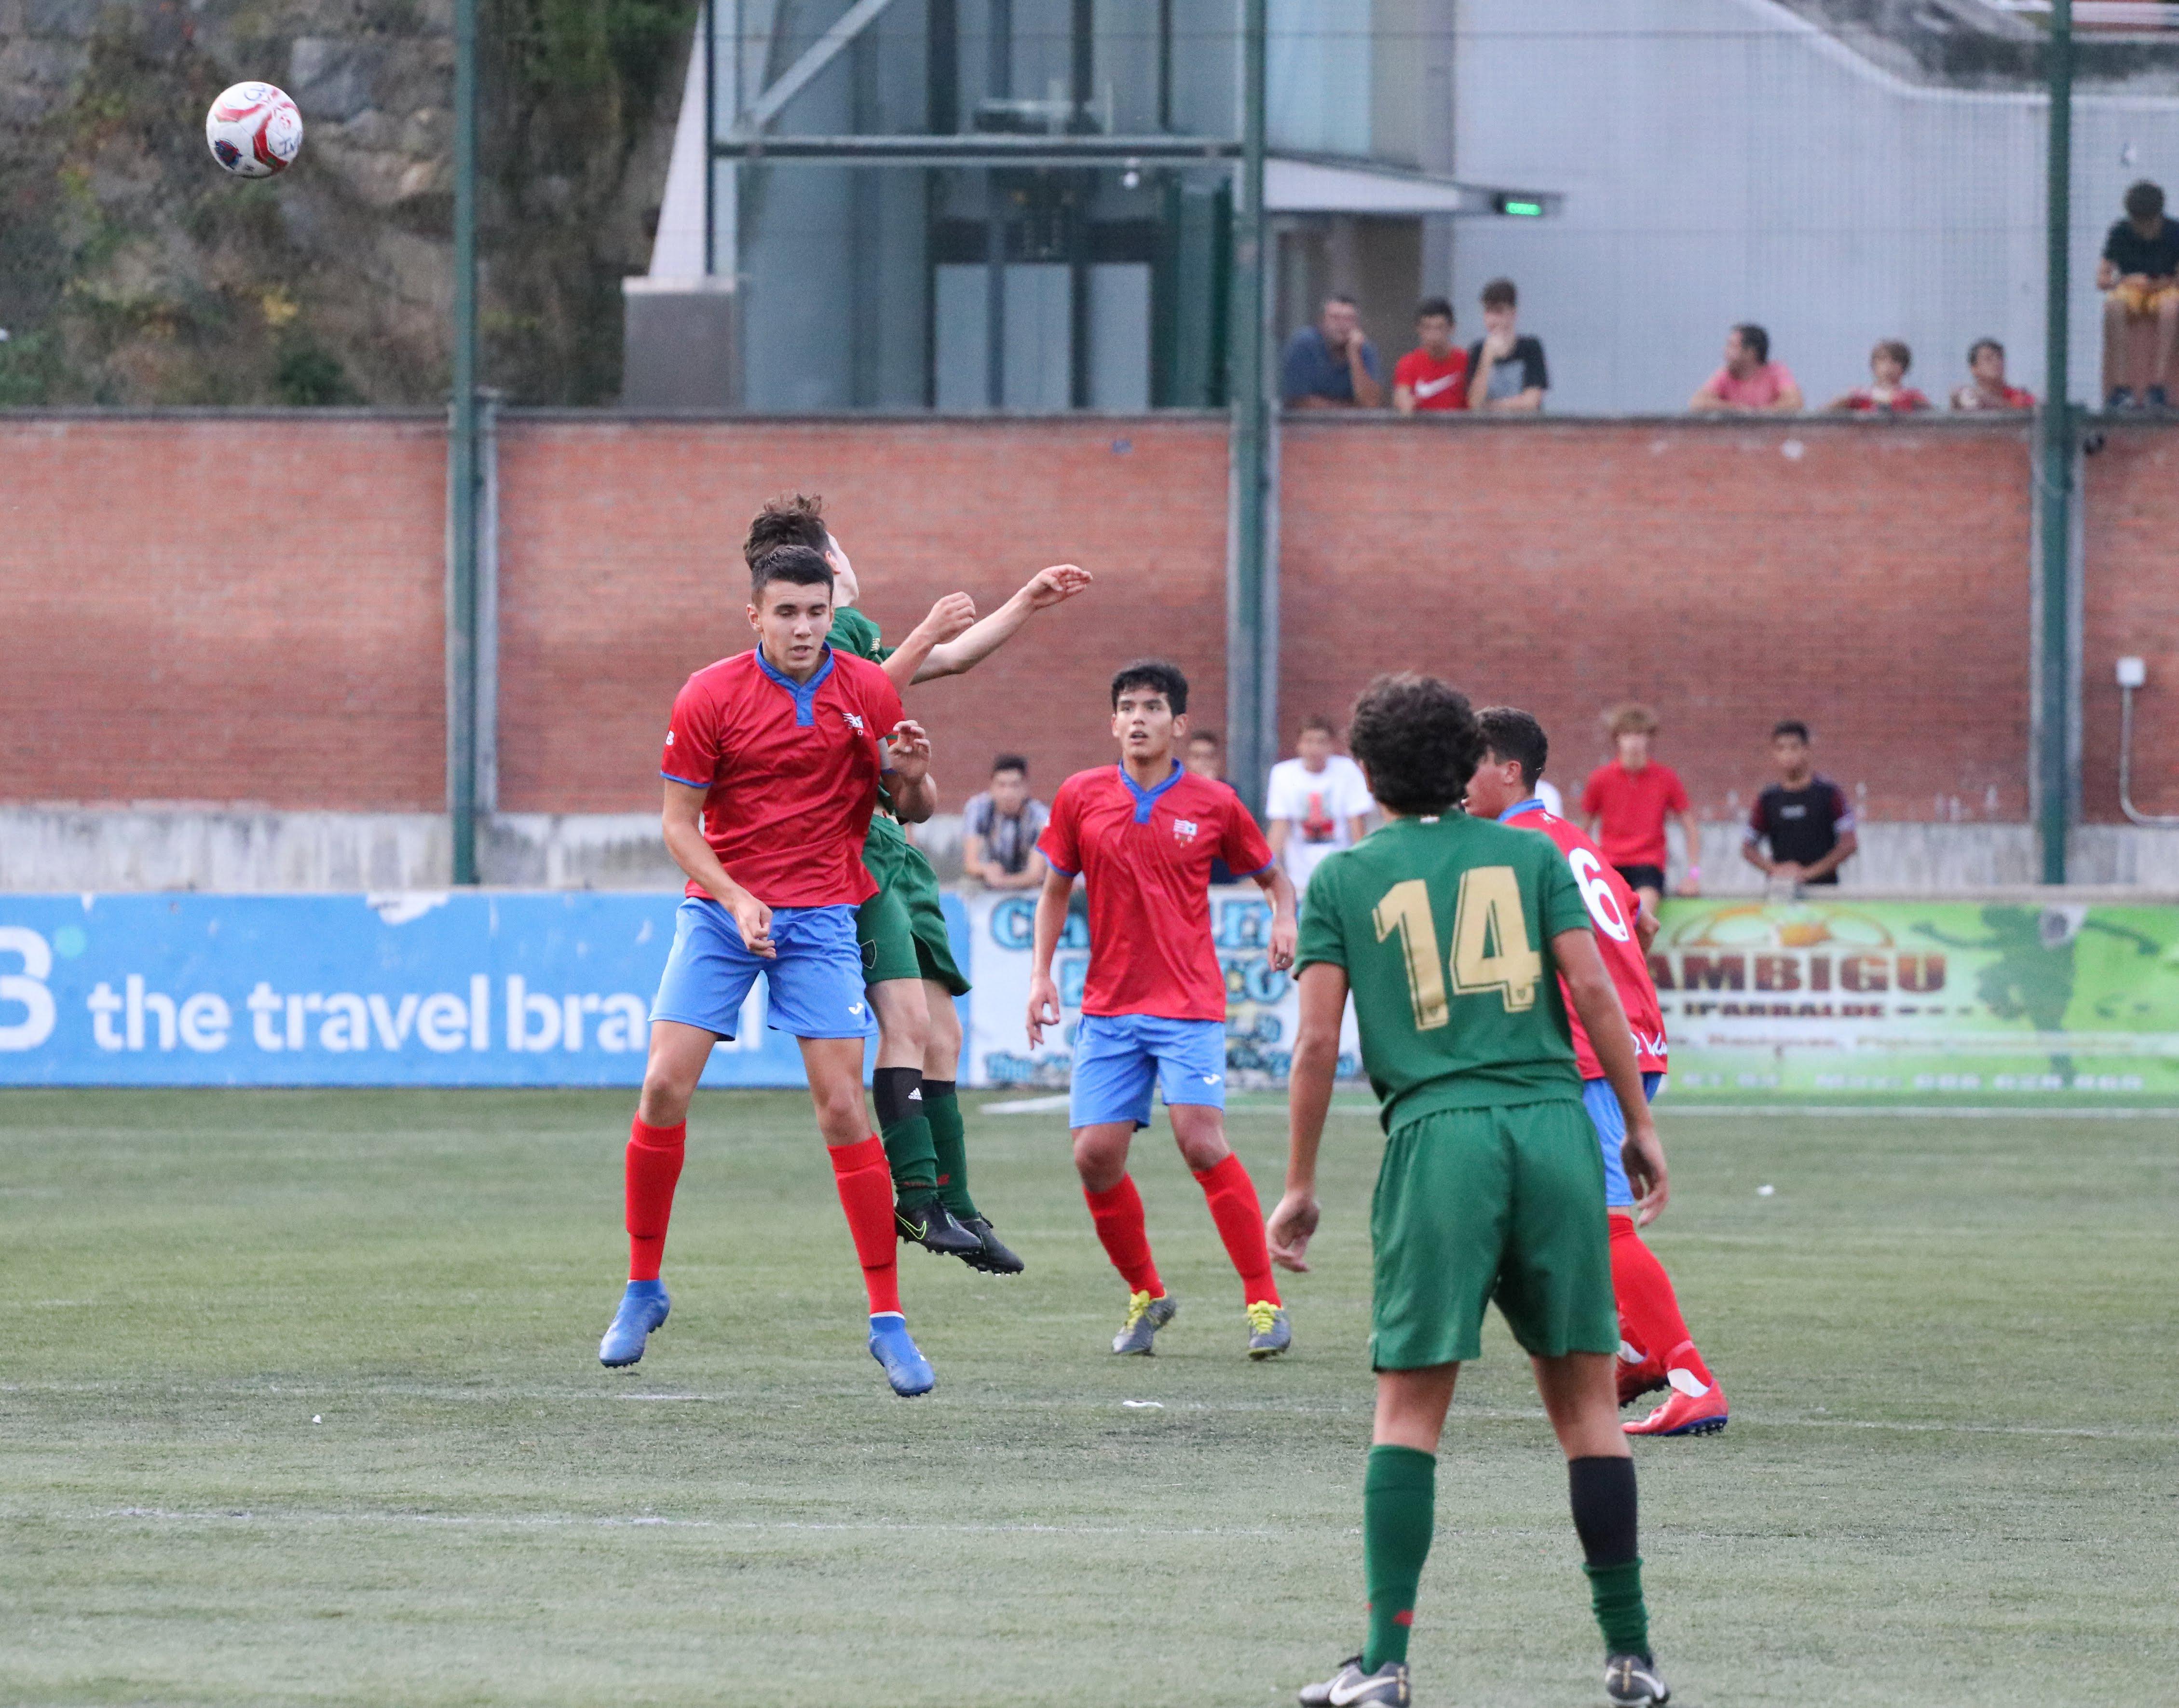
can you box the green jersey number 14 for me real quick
[1373,868,1546,1028]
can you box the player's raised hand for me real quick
[727,892,776,959]
[1025,971,1062,1048]
[1266,1188,1320,1273]
[1021,564,1092,608]
[885,719,932,782]
[1623,1115,1669,1226]
[921,591,978,643]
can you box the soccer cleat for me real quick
[1604,1651,1671,1706]
[1297,1655,1409,1707]
[867,1313,936,1397]
[1245,1299,1292,1359]
[1111,1289,1178,1355]
[598,1280,669,1368]
[1624,1376,1729,1437]
[896,1191,984,1257]
[954,1215,1026,1275]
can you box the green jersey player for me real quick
[740,496,1092,1272]
[1267,673,1676,1708]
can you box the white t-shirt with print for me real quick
[1265,754,1375,889]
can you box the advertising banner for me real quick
[1650,898,2179,1103]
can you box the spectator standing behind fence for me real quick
[1392,297,1469,414]
[1689,323,1803,414]
[1951,338,2034,412]
[1580,705,1701,917]
[1265,716,1374,892]
[2099,180,2179,410]
[1827,340,1931,414]
[1742,721,1857,888]
[1281,294,1384,410]
[1465,277,1548,412]
[1185,730,1242,885]
[961,755,1049,890]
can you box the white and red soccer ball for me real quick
[204,82,304,178]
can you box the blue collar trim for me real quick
[1119,760,1185,823]
[1498,797,1547,824]
[756,644,836,726]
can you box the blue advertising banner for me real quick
[0,892,979,1088]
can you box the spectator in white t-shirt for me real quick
[1265,716,1375,892]
[962,753,1049,889]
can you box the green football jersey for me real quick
[829,605,906,844]
[1295,812,1593,1131]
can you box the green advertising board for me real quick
[1649,898,2179,1105]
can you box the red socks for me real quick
[830,1136,903,1316]
[1084,1175,1164,1297]
[1609,1212,1715,1389]
[1193,1152,1281,1307]
[625,1116,686,1282]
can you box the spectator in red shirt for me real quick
[1392,297,1469,415]
[1580,703,1701,915]
[1827,340,1931,414]
[1689,323,1803,413]
[1950,338,2034,412]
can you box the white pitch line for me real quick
[92,1507,1287,1539]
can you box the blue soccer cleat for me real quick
[598,1279,670,1367]
[868,1313,936,1397]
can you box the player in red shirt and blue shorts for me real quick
[1472,707,1728,1437]
[1027,659,1301,1359]
[597,543,946,1397]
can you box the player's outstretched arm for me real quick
[913,565,1093,683]
[880,593,978,694]
[661,779,774,957]
[1024,865,1074,1048]
[1268,960,1347,1271]
[1555,927,1667,1223]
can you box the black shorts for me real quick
[1615,863,1667,894]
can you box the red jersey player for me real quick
[598,542,946,1398]
[1027,659,1300,1359]
[1471,707,1728,1437]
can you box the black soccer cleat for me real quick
[954,1215,1025,1274]
[896,1192,984,1256]
[1604,1651,1671,1707]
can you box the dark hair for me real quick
[1874,338,1911,372]
[749,543,835,596]
[744,493,829,568]
[991,753,1028,776]
[1731,322,1770,364]
[1771,719,1811,743]
[1477,706,1549,791]
[2125,179,2165,221]
[1110,658,1188,716]
[1481,277,1517,310]
[1348,673,1482,815]
[1188,729,1221,748]
[1416,296,1454,323]
[1326,292,1358,309]
[1968,337,2003,365]
[1299,714,1338,738]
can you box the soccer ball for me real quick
[204,82,304,178]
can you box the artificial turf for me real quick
[2,1089,2174,1706]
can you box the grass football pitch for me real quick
[3,1088,2174,1707]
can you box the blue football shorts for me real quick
[1580,1070,1666,1209]
[1069,1012,1228,1130]
[650,898,873,1041]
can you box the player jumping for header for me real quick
[1026,659,1299,1359]
[1269,674,1675,1707]
[1469,706,1726,1437]
[597,543,943,1397]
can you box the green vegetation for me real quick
[3,1090,2174,1705]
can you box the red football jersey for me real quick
[1393,346,1470,411]
[1579,761,1689,870]
[1038,764,1275,1021]
[659,645,904,908]
[1502,800,1668,1077]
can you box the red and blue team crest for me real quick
[1172,818,1199,843]
[842,711,866,733]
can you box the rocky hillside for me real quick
[0,0,690,406]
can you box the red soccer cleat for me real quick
[1624,1377,1729,1437]
[1617,1347,1668,1407]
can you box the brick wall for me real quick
[2083,426,2179,824]
[0,415,446,810]
[494,417,1231,814]
[1281,418,2036,825]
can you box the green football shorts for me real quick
[1368,1098,1617,1369]
[856,818,970,996]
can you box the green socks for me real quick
[924,1079,978,1221]
[1362,1444,1436,1670]
[1583,1559,1650,1657]
[873,1066,937,1192]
